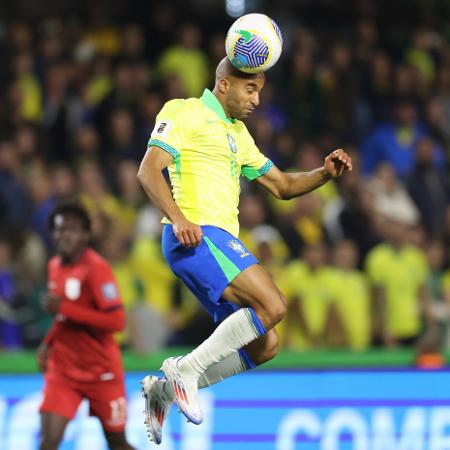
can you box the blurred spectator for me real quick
[157,23,209,97]
[320,41,358,138]
[365,217,433,347]
[72,125,102,160]
[14,123,41,163]
[107,108,141,162]
[407,137,450,236]
[367,162,420,226]
[287,51,325,136]
[25,162,56,251]
[405,30,436,88]
[329,240,371,351]
[361,101,444,177]
[49,163,77,202]
[0,140,32,227]
[425,241,449,344]
[78,160,125,231]
[12,51,42,123]
[280,242,335,349]
[358,50,393,129]
[0,238,22,349]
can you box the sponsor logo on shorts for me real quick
[227,239,250,258]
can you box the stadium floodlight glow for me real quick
[226,0,245,18]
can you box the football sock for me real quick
[178,307,265,379]
[198,349,256,388]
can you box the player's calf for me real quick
[103,430,135,450]
[245,328,280,365]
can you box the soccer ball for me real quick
[225,13,283,74]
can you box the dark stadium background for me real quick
[0,0,449,448]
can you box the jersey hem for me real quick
[148,138,179,159]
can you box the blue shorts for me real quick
[162,225,258,322]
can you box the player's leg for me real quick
[198,328,279,387]
[164,264,286,423]
[142,329,279,444]
[39,413,70,450]
[103,431,135,450]
[87,380,135,450]
[39,378,82,450]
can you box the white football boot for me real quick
[141,375,174,444]
[161,357,203,425]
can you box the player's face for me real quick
[227,75,265,120]
[52,214,89,259]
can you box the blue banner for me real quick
[1,370,450,449]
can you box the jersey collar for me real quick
[200,89,235,124]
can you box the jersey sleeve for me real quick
[87,260,123,311]
[240,133,273,181]
[147,99,190,159]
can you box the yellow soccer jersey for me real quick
[279,261,336,349]
[147,89,273,237]
[365,243,429,338]
[328,268,371,350]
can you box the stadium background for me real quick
[1,0,450,448]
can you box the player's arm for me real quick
[256,149,352,200]
[59,302,125,332]
[36,322,58,372]
[43,293,126,331]
[137,146,202,247]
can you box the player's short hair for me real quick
[48,202,91,232]
[215,57,265,81]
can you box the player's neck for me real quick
[212,88,232,119]
[61,246,88,265]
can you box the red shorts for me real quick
[39,375,128,432]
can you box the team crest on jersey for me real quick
[227,239,250,258]
[65,278,81,300]
[102,282,118,301]
[227,133,237,153]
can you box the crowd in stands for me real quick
[0,0,449,356]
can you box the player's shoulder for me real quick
[83,248,113,270]
[48,255,61,270]
[161,97,203,116]
[233,119,256,144]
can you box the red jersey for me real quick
[44,248,126,383]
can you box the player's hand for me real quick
[36,343,49,372]
[323,149,352,178]
[172,219,203,248]
[41,293,62,315]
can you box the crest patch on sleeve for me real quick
[152,120,172,138]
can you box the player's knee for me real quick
[263,293,287,329]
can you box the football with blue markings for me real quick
[225,13,283,74]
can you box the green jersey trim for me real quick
[204,236,241,282]
[241,159,274,181]
[148,138,179,159]
[200,89,235,124]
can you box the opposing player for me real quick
[37,203,135,450]
[137,57,352,444]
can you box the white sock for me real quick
[178,308,264,379]
[198,351,248,388]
